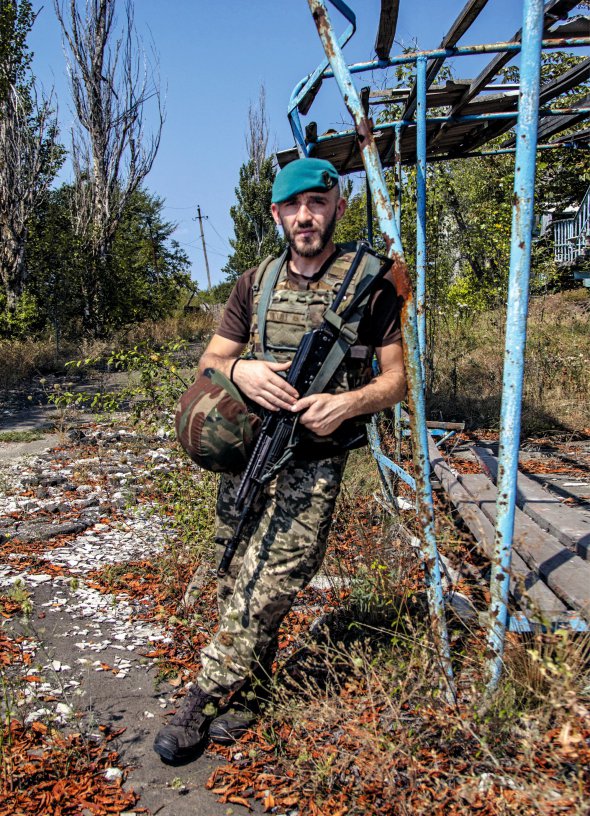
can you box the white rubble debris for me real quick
[0,423,189,726]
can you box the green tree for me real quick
[0,0,33,101]
[21,184,85,344]
[24,185,191,340]
[222,88,283,286]
[108,189,191,329]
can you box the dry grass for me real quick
[429,289,590,434]
[0,311,216,392]
[0,338,65,390]
[207,443,589,814]
[256,626,590,815]
[210,542,590,815]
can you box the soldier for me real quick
[154,158,406,764]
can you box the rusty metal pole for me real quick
[393,124,403,464]
[307,0,455,699]
[486,0,543,693]
[416,56,427,377]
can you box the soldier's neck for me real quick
[289,241,337,279]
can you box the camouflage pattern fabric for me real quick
[197,453,347,696]
[175,368,260,474]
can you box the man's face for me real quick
[271,188,346,258]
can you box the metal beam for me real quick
[494,59,590,149]
[449,0,580,117]
[486,0,544,694]
[401,0,490,120]
[501,92,590,148]
[306,0,456,701]
[428,0,581,154]
[374,0,399,60]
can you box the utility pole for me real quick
[195,205,212,290]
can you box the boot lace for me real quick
[170,687,217,727]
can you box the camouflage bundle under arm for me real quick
[175,368,261,474]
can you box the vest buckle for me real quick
[341,324,358,344]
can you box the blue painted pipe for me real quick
[290,36,590,96]
[416,56,427,376]
[486,0,544,693]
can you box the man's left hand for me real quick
[291,393,351,436]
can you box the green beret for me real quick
[272,158,339,204]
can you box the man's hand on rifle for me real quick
[232,359,298,412]
[292,339,406,436]
[291,392,352,436]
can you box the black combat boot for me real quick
[153,684,220,763]
[208,687,261,745]
[209,641,277,745]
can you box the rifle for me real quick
[216,242,392,578]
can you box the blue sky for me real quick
[29,1,537,287]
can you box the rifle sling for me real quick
[305,250,386,395]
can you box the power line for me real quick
[165,202,199,210]
[207,219,231,250]
[177,240,227,258]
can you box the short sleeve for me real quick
[215,268,256,344]
[357,272,403,348]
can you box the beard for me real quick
[281,209,338,258]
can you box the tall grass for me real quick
[0,311,216,392]
[429,289,590,434]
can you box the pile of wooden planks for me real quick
[428,438,590,624]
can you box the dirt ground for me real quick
[0,398,260,815]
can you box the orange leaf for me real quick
[279,795,299,806]
[228,795,252,809]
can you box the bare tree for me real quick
[54,0,164,333]
[246,85,269,183]
[0,1,61,310]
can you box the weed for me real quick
[0,430,44,444]
[50,339,194,431]
[5,581,32,618]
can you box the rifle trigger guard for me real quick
[259,417,299,484]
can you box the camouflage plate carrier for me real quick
[248,246,376,454]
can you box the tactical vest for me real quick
[247,249,375,455]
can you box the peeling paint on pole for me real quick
[486,0,544,693]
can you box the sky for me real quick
[27,1,546,288]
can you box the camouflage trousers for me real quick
[197,454,347,697]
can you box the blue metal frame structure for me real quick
[281,0,590,693]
